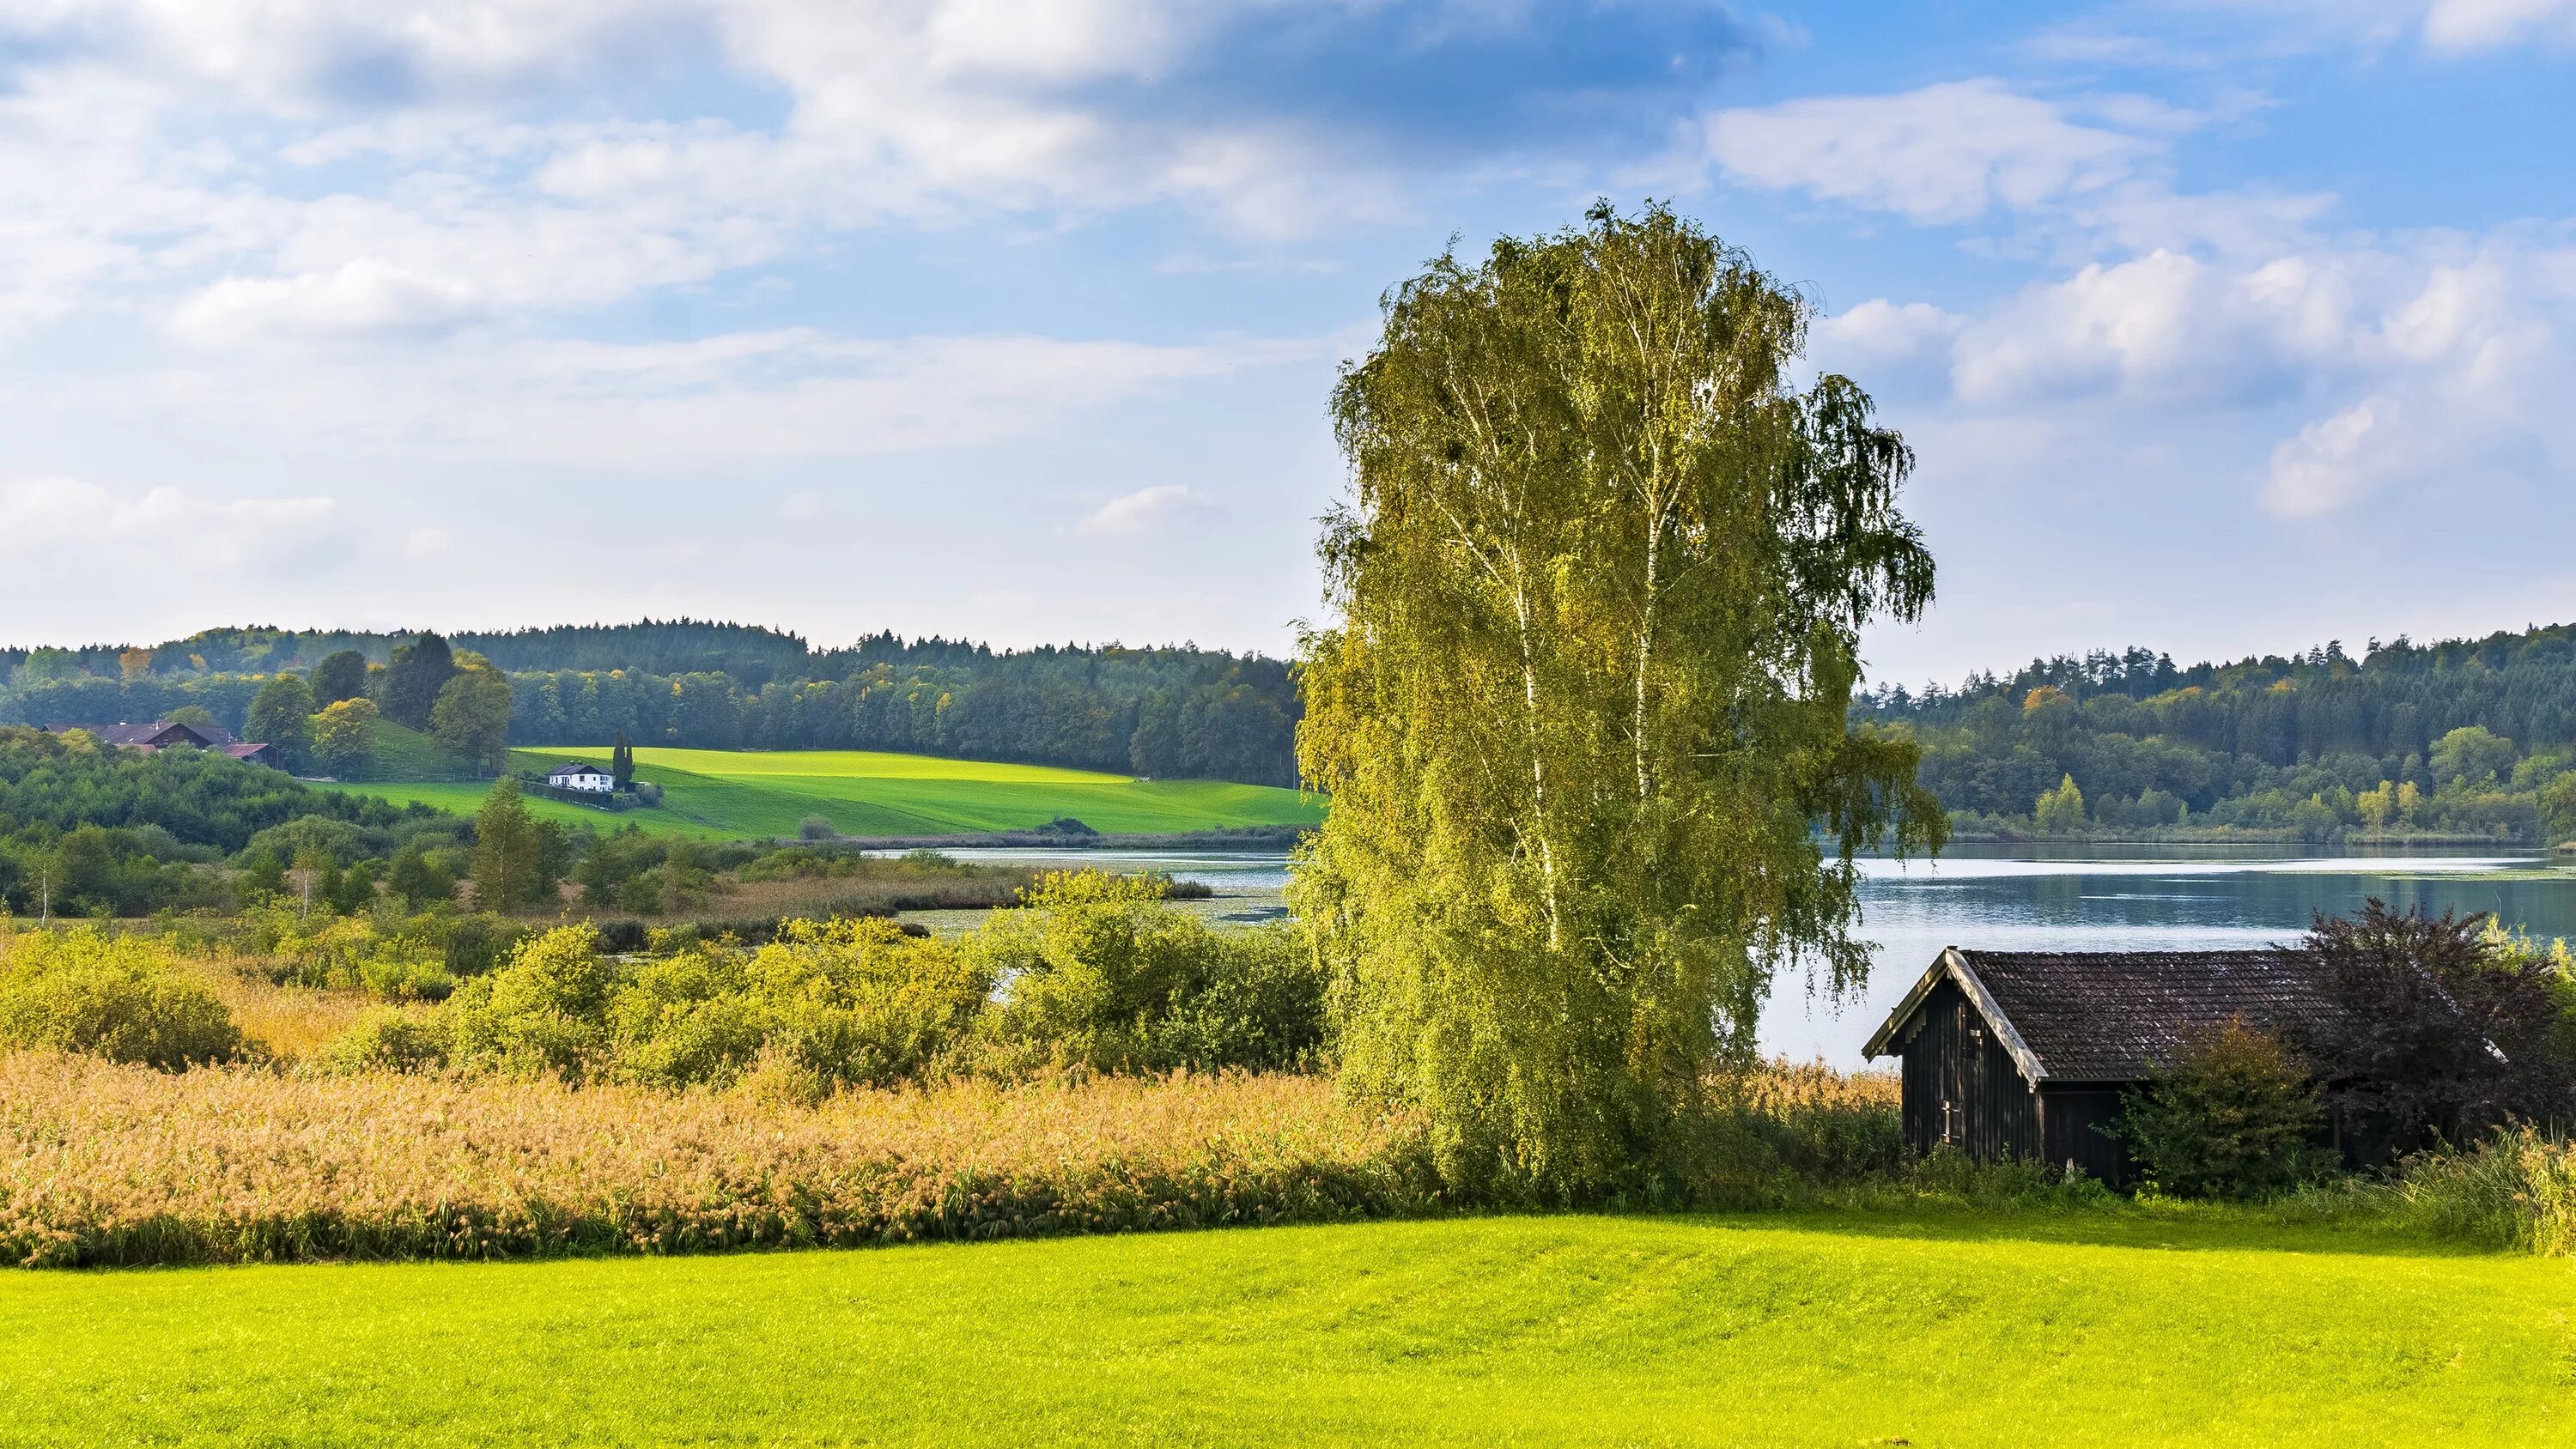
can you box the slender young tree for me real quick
[1292,203,1942,1197]
[469,779,541,912]
[611,730,635,791]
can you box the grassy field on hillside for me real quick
[2,1214,2565,1446]
[324,746,1323,840]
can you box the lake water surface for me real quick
[909,842,2576,1068]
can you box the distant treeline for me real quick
[0,621,1299,785]
[1857,627,2576,842]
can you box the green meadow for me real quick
[0,1214,2565,1447]
[321,744,1324,840]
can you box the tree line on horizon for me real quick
[1857,627,2576,841]
[0,622,1300,786]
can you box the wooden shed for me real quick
[1862,948,2346,1185]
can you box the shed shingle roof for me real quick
[1867,948,2350,1082]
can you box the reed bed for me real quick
[0,1054,1438,1268]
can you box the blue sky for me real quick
[0,0,2571,688]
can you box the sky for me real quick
[0,0,2571,688]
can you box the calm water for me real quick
[911,842,2576,1068]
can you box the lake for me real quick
[904,842,2576,1068]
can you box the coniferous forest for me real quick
[1857,626,2576,843]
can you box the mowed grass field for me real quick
[0,1215,2565,1447]
[323,745,1325,840]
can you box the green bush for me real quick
[2118,1019,2326,1198]
[0,928,242,1068]
[436,919,991,1090]
[965,870,1326,1076]
[313,1009,449,1075]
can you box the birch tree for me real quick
[1292,203,1943,1197]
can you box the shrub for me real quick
[2117,1019,2325,1198]
[0,929,242,1068]
[739,918,992,1088]
[798,815,836,842]
[965,870,1326,1076]
[313,1009,448,1075]
[439,919,990,1091]
[2287,900,2576,1161]
[2395,1128,2576,1256]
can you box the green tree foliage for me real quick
[311,697,380,777]
[2033,774,2087,834]
[611,730,634,790]
[2117,1020,2325,1197]
[0,929,243,1068]
[245,673,315,770]
[1293,204,1941,1198]
[966,870,1324,1076]
[2431,724,2517,786]
[468,779,548,912]
[311,650,369,706]
[430,664,514,771]
[380,634,458,731]
[1857,627,2576,841]
[2,623,1305,787]
[0,727,438,916]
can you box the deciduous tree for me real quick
[311,697,380,777]
[432,665,513,772]
[246,674,315,771]
[312,650,369,706]
[1291,203,1941,1198]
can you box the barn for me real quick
[1861,947,2347,1185]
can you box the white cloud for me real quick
[1075,483,1210,536]
[404,527,454,557]
[171,258,488,343]
[1687,81,2150,226]
[1814,300,1964,369]
[0,476,340,567]
[2264,395,2393,516]
[2423,0,2576,49]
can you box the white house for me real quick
[548,761,616,794]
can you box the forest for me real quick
[1857,624,2576,843]
[0,621,1299,786]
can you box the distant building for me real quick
[43,719,276,767]
[547,761,616,794]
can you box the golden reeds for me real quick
[0,1054,1437,1268]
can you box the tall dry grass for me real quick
[0,1053,1438,1268]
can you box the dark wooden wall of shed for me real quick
[1895,979,2040,1164]
[2038,1085,2130,1186]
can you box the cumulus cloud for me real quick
[1075,483,1212,536]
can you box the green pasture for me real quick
[320,745,1324,840]
[0,1213,2563,1446]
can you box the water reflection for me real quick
[898,842,2576,1067]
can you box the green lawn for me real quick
[0,1214,2565,1446]
[323,745,1325,840]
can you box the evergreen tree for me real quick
[381,634,458,731]
[611,730,634,791]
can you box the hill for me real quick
[321,746,1326,840]
[2,1214,2562,1445]
[0,620,1301,786]
[1859,624,2576,843]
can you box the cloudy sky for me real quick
[0,0,2570,686]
